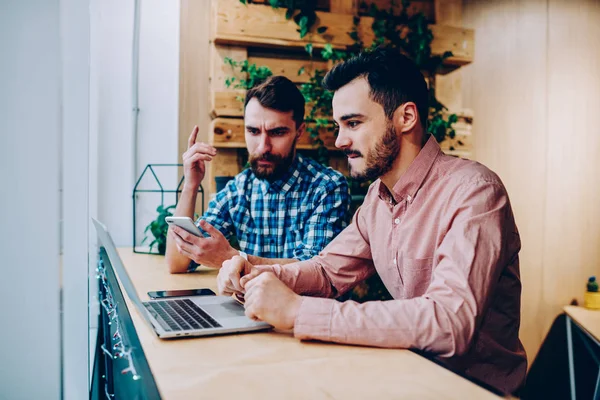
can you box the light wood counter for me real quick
[564,305,600,342]
[115,248,500,399]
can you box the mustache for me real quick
[249,152,283,163]
[343,149,363,158]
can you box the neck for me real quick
[380,134,425,191]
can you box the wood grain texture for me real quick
[462,0,600,364]
[462,0,548,362]
[114,248,502,400]
[209,117,338,150]
[434,0,462,26]
[212,0,473,65]
[543,0,600,340]
[564,306,600,342]
[210,44,247,91]
[179,0,211,212]
[247,56,328,84]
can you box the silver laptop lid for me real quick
[92,218,153,326]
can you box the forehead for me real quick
[244,98,296,129]
[332,77,382,121]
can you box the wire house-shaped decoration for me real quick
[132,164,204,254]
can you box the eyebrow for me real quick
[267,126,290,133]
[340,113,365,121]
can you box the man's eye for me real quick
[348,121,360,128]
[247,129,259,135]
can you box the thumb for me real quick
[199,220,223,239]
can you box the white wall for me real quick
[90,0,180,246]
[0,1,61,398]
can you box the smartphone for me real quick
[165,216,204,237]
[147,288,216,299]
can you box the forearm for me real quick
[165,185,198,273]
[294,296,472,357]
[263,260,338,297]
[247,255,297,266]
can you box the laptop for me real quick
[92,218,271,339]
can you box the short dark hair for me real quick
[244,75,305,128]
[322,47,429,129]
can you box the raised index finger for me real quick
[187,125,199,149]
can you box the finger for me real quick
[186,153,213,164]
[187,125,199,149]
[198,220,223,239]
[240,266,271,288]
[171,226,197,244]
[189,142,217,156]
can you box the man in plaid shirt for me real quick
[166,76,351,272]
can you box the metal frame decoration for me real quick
[132,164,204,254]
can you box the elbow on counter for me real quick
[165,253,189,274]
[429,302,477,358]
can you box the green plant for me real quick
[232,0,460,156]
[588,276,598,293]
[143,204,176,255]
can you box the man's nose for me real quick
[335,129,351,149]
[256,133,272,153]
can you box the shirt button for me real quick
[393,258,397,265]
[406,195,412,202]
[394,218,400,225]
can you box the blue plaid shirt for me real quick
[192,155,350,268]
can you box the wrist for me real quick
[288,295,303,330]
[182,182,200,193]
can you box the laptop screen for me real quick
[92,218,150,318]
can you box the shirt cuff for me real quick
[293,296,334,341]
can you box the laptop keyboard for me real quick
[146,299,222,332]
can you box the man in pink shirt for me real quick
[217,47,527,395]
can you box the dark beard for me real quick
[249,147,296,182]
[351,122,400,182]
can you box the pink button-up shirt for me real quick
[264,136,527,394]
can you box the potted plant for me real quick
[142,204,176,255]
[584,276,600,310]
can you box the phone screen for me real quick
[148,288,216,298]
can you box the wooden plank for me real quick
[212,90,326,119]
[209,118,338,150]
[330,0,359,14]
[211,90,245,118]
[461,0,547,362]
[435,68,463,111]
[206,148,242,194]
[213,0,473,66]
[360,0,435,21]
[434,0,462,26]
[247,56,329,84]
[210,44,248,91]
[179,0,211,209]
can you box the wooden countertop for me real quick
[113,248,500,399]
[564,305,600,342]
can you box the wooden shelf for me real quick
[211,0,474,67]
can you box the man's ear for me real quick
[395,103,419,134]
[296,122,306,140]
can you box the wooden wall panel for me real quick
[179,0,211,211]
[212,0,473,65]
[462,0,548,362]
[462,0,600,364]
[210,45,247,91]
[542,0,600,338]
